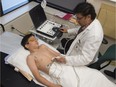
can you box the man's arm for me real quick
[27,55,61,87]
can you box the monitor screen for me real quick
[36,0,86,14]
[0,0,30,16]
[29,4,47,29]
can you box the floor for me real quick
[99,36,116,84]
[100,65,116,84]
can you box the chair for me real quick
[89,44,116,70]
[98,38,108,57]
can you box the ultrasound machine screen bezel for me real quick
[29,4,61,38]
[29,4,47,29]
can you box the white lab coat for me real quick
[65,19,103,66]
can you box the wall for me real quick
[87,0,116,14]
[87,0,116,39]
[4,12,34,35]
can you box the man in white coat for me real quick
[58,2,103,66]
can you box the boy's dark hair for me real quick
[74,2,96,20]
[21,34,34,50]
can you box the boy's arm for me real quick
[19,69,33,81]
[27,55,61,87]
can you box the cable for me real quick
[63,39,71,54]
[11,26,25,36]
[48,61,80,87]
[0,24,5,32]
[72,66,80,87]
[63,38,74,54]
[63,39,80,87]
[48,62,63,86]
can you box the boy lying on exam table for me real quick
[17,33,115,87]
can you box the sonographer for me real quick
[57,2,104,66]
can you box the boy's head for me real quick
[21,34,34,50]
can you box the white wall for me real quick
[87,0,116,14]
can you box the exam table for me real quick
[0,32,44,87]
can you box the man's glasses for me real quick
[76,16,84,20]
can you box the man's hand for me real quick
[60,28,67,33]
[55,56,66,64]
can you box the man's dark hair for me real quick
[74,2,96,20]
[21,33,34,50]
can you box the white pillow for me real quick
[6,47,33,75]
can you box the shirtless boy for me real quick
[21,34,115,87]
[21,34,63,87]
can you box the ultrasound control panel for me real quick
[36,20,62,38]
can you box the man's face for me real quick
[76,13,90,27]
[25,36,39,49]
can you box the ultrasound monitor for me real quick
[29,4,62,40]
[29,4,47,29]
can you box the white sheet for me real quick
[49,62,115,87]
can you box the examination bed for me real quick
[0,32,44,87]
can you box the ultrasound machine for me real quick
[29,4,63,42]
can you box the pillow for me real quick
[5,39,58,86]
[6,47,31,74]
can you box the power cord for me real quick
[0,24,5,32]
[11,26,25,36]
[48,61,80,87]
[72,66,80,87]
[63,38,71,54]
